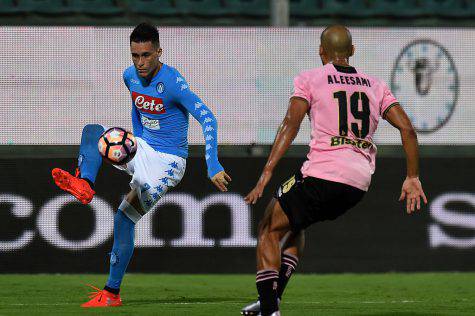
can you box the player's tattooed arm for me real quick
[245,97,309,204]
[385,104,428,214]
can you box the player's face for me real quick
[130,41,162,78]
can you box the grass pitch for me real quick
[0,273,474,315]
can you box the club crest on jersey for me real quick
[156,82,165,94]
[390,39,458,133]
[132,92,165,114]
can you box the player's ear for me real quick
[157,48,163,58]
[350,45,355,57]
[319,45,327,65]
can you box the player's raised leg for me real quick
[52,124,104,204]
[254,198,292,316]
[81,189,140,308]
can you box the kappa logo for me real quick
[132,92,165,114]
[281,175,296,194]
[130,79,140,85]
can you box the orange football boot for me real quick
[51,168,95,204]
[81,285,122,308]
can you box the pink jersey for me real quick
[292,63,398,191]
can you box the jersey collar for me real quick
[333,64,357,74]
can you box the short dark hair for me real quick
[130,23,160,47]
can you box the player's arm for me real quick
[245,97,309,204]
[123,70,143,137]
[385,104,428,213]
[131,107,143,138]
[172,78,231,191]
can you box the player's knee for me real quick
[258,228,280,247]
[295,230,305,242]
[125,190,145,218]
[295,230,305,254]
[110,210,135,266]
[258,217,279,241]
[118,199,142,224]
[82,124,104,140]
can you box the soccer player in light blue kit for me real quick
[52,23,231,307]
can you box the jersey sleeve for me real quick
[131,106,143,138]
[170,72,223,178]
[124,69,143,137]
[380,81,399,119]
[291,72,312,104]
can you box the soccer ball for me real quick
[98,127,137,165]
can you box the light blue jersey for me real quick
[123,64,223,178]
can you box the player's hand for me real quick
[244,170,273,205]
[211,171,232,192]
[399,176,428,214]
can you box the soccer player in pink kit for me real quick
[241,25,428,316]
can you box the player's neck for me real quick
[146,62,163,81]
[330,58,351,67]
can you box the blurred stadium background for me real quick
[1,0,474,315]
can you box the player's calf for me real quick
[254,200,292,316]
[256,269,279,316]
[105,206,136,292]
[51,124,104,204]
[277,252,299,298]
[77,124,104,183]
[242,252,297,315]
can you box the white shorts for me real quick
[114,137,186,222]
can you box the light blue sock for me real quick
[78,124,104,183]
[105,210,135,290]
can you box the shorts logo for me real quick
[132,92,165,114]
[281,175,296,194]
[156,82,165,94]
[390,39,458,133]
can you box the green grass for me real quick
[0,273,474,315]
